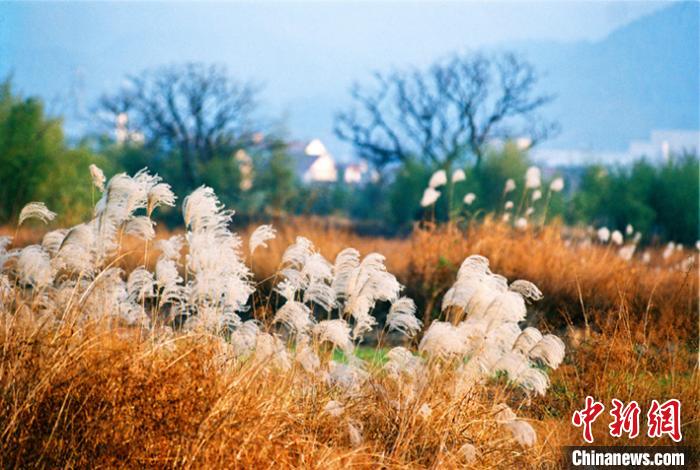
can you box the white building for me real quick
[627,129,699,161]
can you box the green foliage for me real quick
[569,153,699,243]
[0,80,106,225]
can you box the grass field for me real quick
[0,172,697,468]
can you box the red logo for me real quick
[572,396,605,443]
[609,399,641,438]
[647,399,682,442]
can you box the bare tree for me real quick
[335,52,558,170]
[99,63,259,187]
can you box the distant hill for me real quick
[517,1,699,150]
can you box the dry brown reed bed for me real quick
[1,218,697,468]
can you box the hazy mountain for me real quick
[519,1,699,150]
[0,1,697,155]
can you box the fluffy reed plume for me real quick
[464,192,476,205]
[549,177,564,192]
[249,224,277,255]
[452,168,466,183]
[504,178,516,193]
[525,166,541,189]
[89,163,106,191]
[611,230,623,246]
[18,202,56,226]
[386,297,422,337]
[428,169,447,188]
[420,187,441,207]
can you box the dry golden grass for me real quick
[1,218,697,468]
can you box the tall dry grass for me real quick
[1,214,697,468]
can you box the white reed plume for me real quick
[323,400,345,417]
[428,169,447,188]
[512,327,543,355]
[343,253,401,339]
[155,258,183,305]
[611,230,623,246]
[347,421,363,447]
[182,186,233,233]
[528,334,565,368]
[18,202,56,226]
[419,321,467,358]
[459,443,477,464]
[626,224,634,236]
[274,300,314,336]
[16,245,53,288]
[525,166,541,189]
[662,242,675,260]
[525,207,534,217]
[328,360,368,393]
[516,367,550,396]
[515,217,528,230]
[295,339,321,372]
[281,236,314,268]
[303,281,336,311]
[502,213,510,222]
[384,346,422,378]
[53,223,96,274]
[41,229,68,256]
[418,403,432,419]
[302,253,334,284]
[504,201,514,210]
[331,248,360,299]
[420,187,441,207]
[451,168,466,183]
[147,182,176,216]
[124,216,155,241]
[230,320,260,356]
[253,333,291,371]
[506,420,537,447]
[463,193,476,205]
[597,227,610,243]
[249,224,276,255]
[504,178,516,194]
[549,177,564,192]
[618,245,636,261]
[531,190,542,202]
[127,266,155,302]
[89,164,106,191]
[386,297,423,337]
[509,280,543,302]
[155,235,184,261]
[313,319,353,354]
[495,404,536,447]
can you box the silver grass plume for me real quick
[528,334,565,369]
[124,216,156,241]
[273,300,314,336]
[249,224,276,255]
[16,245,53,288]
[89,164,106,191]
[18,202,56,226]
[41,229,68,256]
[127,266,155,302]
[155,235,183,261]
[331,248,360,299]
[386,297,422,337]
[313,319,354,354]
[147,182,176,216]
[419,322,467,359]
